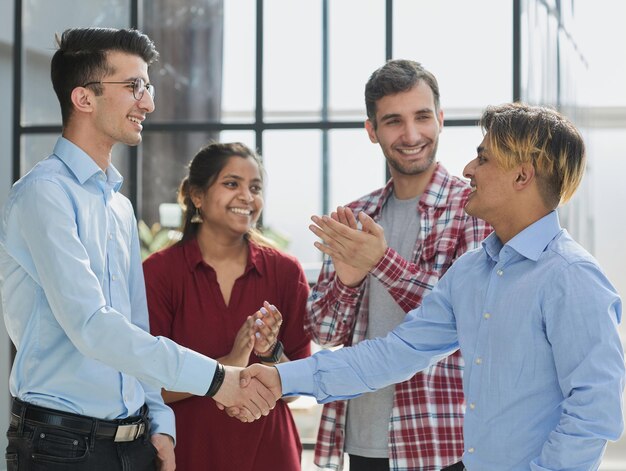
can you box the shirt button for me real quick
[112,275,117,281]
[475,357,483,365]
[468,447,475,453]
[108,233,113,240]
[497,269,504,276]
[484,313,491,319]
[469,403,476,410]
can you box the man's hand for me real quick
[240,363,283,398]
[150,433,175,471]
[309,207,387,286]
[212,365,277,422]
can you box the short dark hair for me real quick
[364,59,440,128]
[51,27,159,125]
[481,103,586,209]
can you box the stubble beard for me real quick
[385,140,439,176]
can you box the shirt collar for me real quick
[378,162,453,213]
[183,237,265,276]
[482,210,562,262]
[53,137,124,192]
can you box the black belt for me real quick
[11,399,148,442]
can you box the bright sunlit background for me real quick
[1,1,625,469]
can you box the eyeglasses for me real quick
[82,77,155,101]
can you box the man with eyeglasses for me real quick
[0,27,276,471]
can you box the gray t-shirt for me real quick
[345,192,420,458]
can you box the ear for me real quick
[364,119,378,144]
[513,163,536,190]
[189,188,203,209]
[437,108,444,131]
[70,87,95,114]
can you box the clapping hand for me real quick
[252,301,283,358]
[309,207,387,287]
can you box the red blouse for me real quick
[143,238,311,471]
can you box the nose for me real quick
[239,188,254,202]
[463,158,477,179]
[139,90,155,113]
[403,122,420,144]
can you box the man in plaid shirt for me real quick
[305,60,491,471]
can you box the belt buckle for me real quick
[114,422,145,442]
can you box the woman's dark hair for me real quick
[178,142,271,245]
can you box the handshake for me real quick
[212,364,284,422]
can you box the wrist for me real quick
[205,362,225,397]
[255,341,284,364]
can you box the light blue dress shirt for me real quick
[277,211,625,471]
[0,137,216,438]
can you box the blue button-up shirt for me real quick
[0,137,215,438]
[278,211,625,470]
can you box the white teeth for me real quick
[128,116,141,124]
[230,208,251,215]
[399,146,425,155]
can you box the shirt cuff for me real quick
[331,275,363,304]
[170,348,217,396]
[148,408,176,442]
[275,358,316,397]
[370,247,407,282]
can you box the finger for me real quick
[215,401,225,410]
[256,383,277,413]
[358,211,383,236]
[342,207,359,229]
[240,366,252,387]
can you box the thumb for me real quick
[359,211,380,234]
[240,365,253,388]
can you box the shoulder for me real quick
[143,242,187,275]
[345,186,387,213]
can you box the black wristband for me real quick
[205,362,225,397]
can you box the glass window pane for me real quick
[22,0,130,125]
[143,0,224,123]
[435,125,483,180]
[219,131,256,152]
[262,130,322,265]
[264,0,322,122]
[222,0,256,123]
[328,0,385,121]
[329,129,386,209]
[394,0,512,118]
[141,131,218,226]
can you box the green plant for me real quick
[138,220,182,260]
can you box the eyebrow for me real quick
[221,174,262,183]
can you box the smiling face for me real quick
[365,81,443,179]
[90,51,155,148]
[463,134,520,227]
[193,155,264,239]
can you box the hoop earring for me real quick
[190,207,203,224]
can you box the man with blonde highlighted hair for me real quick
[242,103,625,471]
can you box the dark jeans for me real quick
[441,461,465,471]
[6,401,157,471]
[349,454,390,471]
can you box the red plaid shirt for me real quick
[305,163,492,470]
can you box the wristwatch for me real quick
[256,341,284,364]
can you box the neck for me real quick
[390,163,436,200]
[492,204,552,245]
[63,126,113,172]
[196,226,248,263]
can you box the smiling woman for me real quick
[142,141,312,471]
